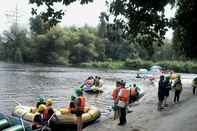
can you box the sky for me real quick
[0,0,175,39]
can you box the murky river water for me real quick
[0,62,196,122]
[0,62,141,120]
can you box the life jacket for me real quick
[130,88,137,96]
[112,86,121,100]
[79,96,85,111]
[119,88,129,102]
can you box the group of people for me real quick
[32,98,55,130]
[33,89,86,131]
[158,75,183,111]
[111,80,140,126]
[82,76,103,89]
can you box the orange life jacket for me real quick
[79,96,85,111]
[130,88,137,96]
[119,88,129,102]
[112,86,121,100]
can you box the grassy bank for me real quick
[80,59,197,73]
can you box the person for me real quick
[129,84,138,103]
[32,104,47,130]
[163,76,172,107]
[158,75,165,111]
[116,81,129,125]
[173,75,182,103]
[112,80,122,120]
[69,95,76,113]
[36,97,46,108]
[98,77,104,88]
[75,89,86,131]
[43,98,55,121]
[192,77,197,95]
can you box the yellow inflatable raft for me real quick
[13,105,101,129]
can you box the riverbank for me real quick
[84,78,196,131]
[80,59,197,73]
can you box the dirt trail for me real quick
[85,78,196,131]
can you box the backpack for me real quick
[174,81,182,91]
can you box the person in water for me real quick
[129,84,139,103]
[158,75,165,111]
[116,81,129,125]
[173,75,182,103]
[163,76,172,107]
[75,89,86,131]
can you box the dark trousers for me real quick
[119,107,126,124]
[193,86,196,95]
[174,90,181,102]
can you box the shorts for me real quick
[75,110,84,117]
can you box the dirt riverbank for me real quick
[85,78,196,131]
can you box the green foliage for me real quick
[30,15,49,35]
[172,0,197,58]
[108,0,175,45]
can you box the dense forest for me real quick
[0,0,196,69]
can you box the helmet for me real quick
[75,89,83,96]
[166,76,170,81]
[46,98,53,106]
[177,74,181,79]
[71,95,76,100]
[38,97,45,102]
[38,104,46,112]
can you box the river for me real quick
[0,62,142,120]
[0,62,196,125]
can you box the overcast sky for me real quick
[0,0,175,39]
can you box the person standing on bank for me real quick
[163,76,172,107]
[173,75,182,103]
[116,81,129,125]
[192,77,197,95]
[158,75,165,111]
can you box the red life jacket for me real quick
[112,86,121,100]
[79,96,85,111]
[119,88,129,102]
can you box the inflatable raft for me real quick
[13,105,101,130]
[0,112,33,131]
[82,84,103,94]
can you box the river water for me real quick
[0,62,196,122]
[0,62,142,120]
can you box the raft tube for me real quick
[13,105,101,130]
[0,113,33,131]
[83,85,103,94]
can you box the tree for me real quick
[29,0,94,26]
[30,15,49,35]
[172,0,197,58]
[107,0,175,47]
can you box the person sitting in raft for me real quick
[32,104,47,130]
[75,89,86,131]
[69,95,76,113]
[43,98,55,121]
